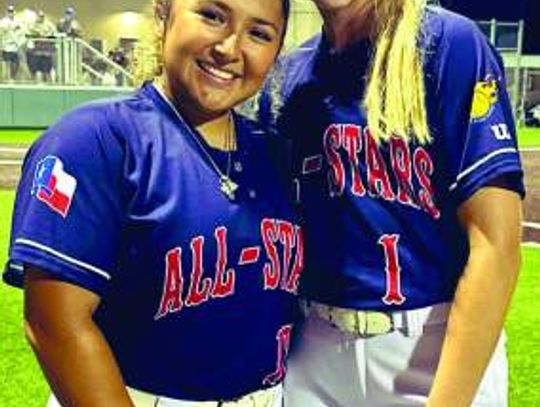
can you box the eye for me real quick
[249,27,275,43]
[198,7,227,26]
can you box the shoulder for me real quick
[30,90,154,166]
[278,34,323,96]
[421,5,505,99]
[44,87,156,140]
[423,6,495,60]
[252,34,323,125]
[281,34,322,69]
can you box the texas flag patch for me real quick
[32,155,77,217]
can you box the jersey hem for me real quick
[9,240,110,294]
[449,147,519,192]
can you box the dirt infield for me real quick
[522,149,540,242]
[1,144,539,242]
[0,146,25,190]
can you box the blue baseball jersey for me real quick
[4,82,303,400]
[257,7,524,311]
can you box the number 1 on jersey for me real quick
[378,234,406,305]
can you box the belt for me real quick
[127,383,281,407]
[303,300,450,338]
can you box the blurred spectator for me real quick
[57,6,82,38]
[26,11,57,82]
[108,45,129,86]
[0,4,26,81]
[101,66,117,86]
[109,46,128,69]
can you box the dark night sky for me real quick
[441,0,540,53]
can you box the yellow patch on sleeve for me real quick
[470,77,498,121]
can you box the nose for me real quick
[212,32,241,63]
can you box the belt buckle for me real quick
[355,311,394,338]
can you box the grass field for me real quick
[0,190,48,407]
[0,188,539,405]
[0,129,43,145]
[0,127,540,147]
[518,127,540,148]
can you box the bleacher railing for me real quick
[0,35,134,87]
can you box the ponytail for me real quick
[364,0,430,144]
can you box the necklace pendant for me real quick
[220,176,238,200]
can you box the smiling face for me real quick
[161,0,286,124]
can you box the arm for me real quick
[427,186,522,407]
[24,267,134,407]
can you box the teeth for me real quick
[200,62,234,80]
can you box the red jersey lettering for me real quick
[365,129,395,200]
[155,248,185,319]
[342,124,366,196]
[186,236,212,307]
[211,227,235,298]
[390,136,417,207]
[278,220,295,290]
[379,234,406,305]
[324,124,345,197]
[285,226,304,294]
[262,218,281,289]
[263,324,293,386]
[414,147,441,219]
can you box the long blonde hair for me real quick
[364,0,431,144]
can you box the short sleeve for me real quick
[434,16,525,205]
[5,105,126,295]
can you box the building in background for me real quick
[442,0,539,53]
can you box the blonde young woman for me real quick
[257,0,524,405]
[4,0,303,406]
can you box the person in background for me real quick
[257,0,524,406]
[4,0,300,406]
[109,45,129,86]
[26,10,57,83]
[0,4,26,81]
[57,6,82,38]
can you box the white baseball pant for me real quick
[46,383,283,407]
[284,302,507,407]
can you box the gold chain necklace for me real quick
[153,81,239,200]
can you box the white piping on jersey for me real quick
[523,221,540,230]
[448,147,518,192]
[15,238,111,280]
[10,263,24,271]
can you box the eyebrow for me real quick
[251,17,280,34]
[202,0,281,33]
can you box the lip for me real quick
[196,60,241,86]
